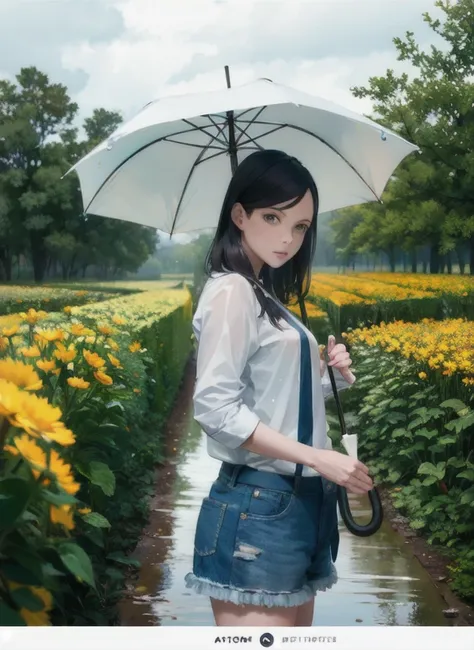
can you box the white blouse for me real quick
[192,271,351,477]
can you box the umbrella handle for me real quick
[297,297,384,537]
[337,485,383,537]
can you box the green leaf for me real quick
[460,487,474,506]
[77,461,116,497]
[390,398,407,408]
[410,519,426,530]
[42,490,77,506]
[438,436,457,446]
[421,476,438,486]
[57,542,95,588]
[107,551,141,568]
[457,469,474,481]
[88,462,116,497]
[0,601,26,626]
[415,428,438,440]
[10,587,45,612]
[82,512,111,528]
[0,477,31,528]
[418,461,446,480]
[440,399,469,415]
[445,413,474,434]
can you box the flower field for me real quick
[309,273,474,333]
[0,284,193,625]
[0,286,119,316]
[338,316,474,601]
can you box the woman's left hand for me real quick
[321,335,356,384]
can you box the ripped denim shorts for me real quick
[184,462,340,608]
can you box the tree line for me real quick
[0,68,157,282]
[333,0,474,275]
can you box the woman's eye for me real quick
[296,224,308,232]
[263,213,278,224]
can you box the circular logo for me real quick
[260,632,274,648]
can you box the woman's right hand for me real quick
[310,449,374,494]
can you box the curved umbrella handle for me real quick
[337,485,383,537]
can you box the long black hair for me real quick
[204,149,319,329]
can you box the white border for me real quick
[0,626,472,649]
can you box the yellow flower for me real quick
[98,324,113,336]
[94,370,113,386]
[50,504,75,530]
[112,315,126,325]
[70,323,85,336]
[107,353,122,369]
[36,359,57,373]
[67,377,90,390]
[133,388,141,394]
[0,336,8,352]
[0,378,24,418]
[0,358,43,391]
[20,308,48,325]
[35,328,64,343]
[85,336,96,345]
[2,324,19,337]
[129,341,141,353]
[78,507,92,515]
[20,345,41,358]
[6,434,80,494]
[462,377,474,386]
[63,306,73,314]
[9,393,75,446]
[418,372,427,380]
[83,349,105,369]
[17,586,53,626]
[54,343,77,364]
[107,338,119,351]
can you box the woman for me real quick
[185,150,373,627]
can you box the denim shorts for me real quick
[185,462,340,608]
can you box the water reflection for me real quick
[120,377,452,627]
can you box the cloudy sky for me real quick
[2,0,443,125]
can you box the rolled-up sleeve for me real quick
[193,274,261,449]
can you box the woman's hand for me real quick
[310,449,373,494]
[320,335,356,385]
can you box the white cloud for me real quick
[56,0,442,125]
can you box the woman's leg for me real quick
[211,598,301,626]
[294,598,315,626]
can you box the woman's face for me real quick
[231,189,314,275]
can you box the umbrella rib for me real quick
[163,137,225,151]
[238,119,382,201]
[234,106,267,145]
[169,133,223,238]
[83,121,229,215]
[182,118,229,148]
[206,114,230,145]
[233,122,285,148]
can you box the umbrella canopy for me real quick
[66,75,419,236]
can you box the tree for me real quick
[351,0,474,274]
[0,67,78,281]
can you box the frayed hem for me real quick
[185,573,315,608]
[309,563,338,593]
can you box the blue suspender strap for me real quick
[286,315,313,477]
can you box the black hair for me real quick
[204,149,319,329]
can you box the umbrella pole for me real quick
[224,66,238,174]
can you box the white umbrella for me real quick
[66,67,418,236]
